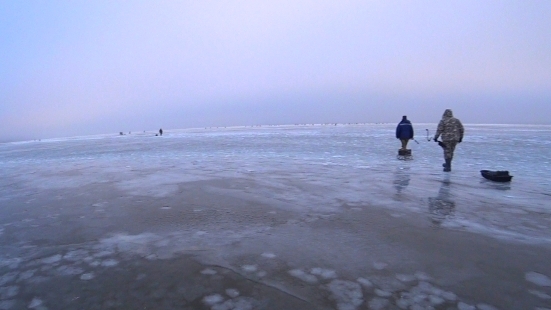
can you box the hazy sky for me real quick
[1,1,550,141]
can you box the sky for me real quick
[1,0,550,142]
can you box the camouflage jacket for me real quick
[435,109,464,142]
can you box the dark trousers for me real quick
[443,140,458,160]
[400,139,409,149]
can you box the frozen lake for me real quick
[1,124,551,309]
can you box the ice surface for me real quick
[2,124,550,243]
[2,124,551,309]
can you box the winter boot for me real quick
[443,159,451,172]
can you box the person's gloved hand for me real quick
[433,137,438,142]
[458,138,462,143]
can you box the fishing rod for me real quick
[425,129,432,141]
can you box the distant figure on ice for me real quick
[396,115,414,150]
[159,128,163,136]
[434,109,464,172]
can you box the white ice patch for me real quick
[63,250,89,262]
[80,273,94,280]
[41,254,62,264]
[0,272,17,286]
[395,274,416,282]
[56,265,84,276]
[101,259,119,267]
[225,288,240,298]
[88,261,100,267]
[241,265,257,272]
[374,289,391,297]
[260,252,276,259]
[195,231,207,236]
[201,268,217,275]
[0,300,15,310]
[0,286,18,299]
[327,279,363,310]
[288,269,318,284]
[457,302,476,310]
[526,271,551,286]
[211,297,253,310]
[28,297,43,308]
[93,250,113,258]
[529,289,551,299]
[373,262,387,270]
[17,270,36,281]
[311,268,337,279]
[441,291,457,301]
[256,271,267,277]
[367,297,389,310]
[356,277,373,288]
[203,294,224,306]
[414,271,431,281]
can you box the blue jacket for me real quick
[396,120,414,139]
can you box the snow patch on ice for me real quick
[260,252,276,259]
[80,273,94,280]
[211,297,253,310]
[56,265,84,276]
[0,300,15,309]
[529,289,551,299]
[367,297,389,310]
[225,288,240,298]
[311,267,337,279]
[101,259,118,267]
[288,269,318,284]
[457,302,476,310]
[201,268,217,275]
[374,289,391,297]
[0,286,18,299]
[203,294,224,306]
[526,271,551,286]
[28,297,42,308]
[356,277,373,288]
[373,262,387,270]
[395,273,416,282]
[241,265,257,272]
[327,279,363,310]
[41,255,62,264]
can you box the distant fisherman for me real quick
[396,115,414,150]
[159,128,163,136]
[434,109,464,172]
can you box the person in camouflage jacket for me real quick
[434,109,464,172]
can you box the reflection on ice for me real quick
[428,174,456,226]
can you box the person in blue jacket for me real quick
[396,115,414,150]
